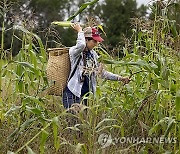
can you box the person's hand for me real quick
[71,23,82,32]
[119,77,131,85]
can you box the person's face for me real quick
[86,39,99,50]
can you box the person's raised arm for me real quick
[69,23,86,58]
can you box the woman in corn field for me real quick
[62,23,130,110]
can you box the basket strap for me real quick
[68,55,82,81]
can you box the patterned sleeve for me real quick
[93,50,121,81]
[69,31,86,58]
[101,69,120,81]
[97,62,121,81]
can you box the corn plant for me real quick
[0,0,179,154]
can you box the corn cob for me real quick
[51,21,72,27]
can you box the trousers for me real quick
[62,86,88,108]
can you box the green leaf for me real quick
[102,59,120,64]
[52,117,60,151]
[2,69,7,77]
[14,25,46,62]
[14,25,30,34]
[120,125,125,137]
[95,118,116,130]
[148,117,169,136]
[27,146,36,154]
[96,86,102,97]
[170,20,178,37]
[148,117,173,136]
[67,0,99,21]
[29,50,38,69]
[14,61,35,72]
[98,25,107,36]
[164,118,175,137]
[40,130,49,154]
[33,34,46,62]
[25,96,45,107]
[102,59,153,72]
[65,125,81,131]
[161,65,170,80]
[175,90,180,111]
[26,106,42,116]
[7,128,19,140]
[96,125,112,133]
[18,80,23,93]
[19,118,37,132]
[52,122,60,152]
[52,117,59,127]
[149,61,158,69]
[5,105,21,117]
[7,151,15,154]
[138,120,150,131]
[75,143,87,154]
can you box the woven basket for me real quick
[46,48,70,96]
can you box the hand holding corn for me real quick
[71,23,82,32]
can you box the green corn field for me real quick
[0,0,179,154]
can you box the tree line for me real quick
[0,0,179,56]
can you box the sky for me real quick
[137,0,152,7]
[98,0,153,8]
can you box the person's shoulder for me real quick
[68,46,76,55]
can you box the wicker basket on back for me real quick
[46,47,70,96]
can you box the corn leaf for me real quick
[175,90,180,112]
[40,130,49,154]
[98,25,107,36]
[149,117,170,136]
[4,105,21,117]
[95,118,116,130]
[27,146,36,154]
[7,151,15,154]
[164,118,175,137]
[52,117,60,151]
[75,143,87,154]
[67,0,99,21]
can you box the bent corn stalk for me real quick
[67,0,99,21]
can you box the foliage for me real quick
[0,0,180,154]
[149,0,180,32]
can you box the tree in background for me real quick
[100,0,138,48]
[0,0,73,54]
[28,0,70,28]
[1,0,148,55]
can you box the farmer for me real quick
[62,23,130,109]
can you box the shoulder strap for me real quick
[68,55,82,81]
